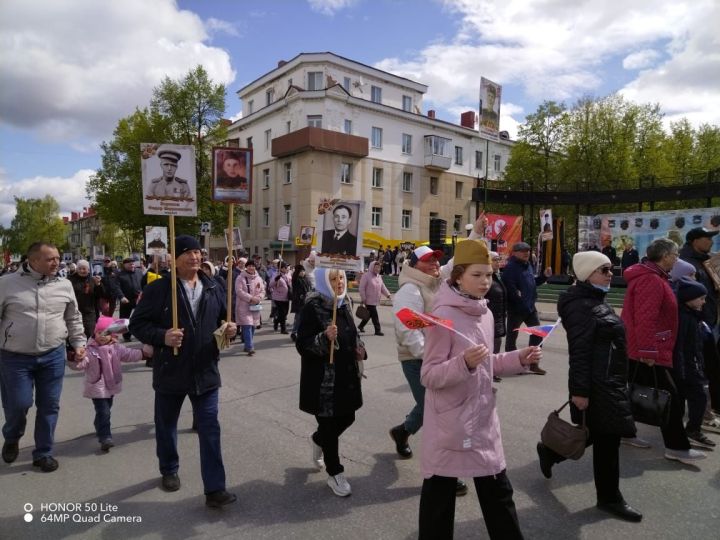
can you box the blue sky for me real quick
[1,0,718,225]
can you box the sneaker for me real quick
[310,436,324,470]
[100,439,115,452]
[2,441,19,463]
[247,350,255,357]
[663,448,707,465]
[205,490,237,508]
[32,456,59,472]
[161,473,181,492]
[687,431,716,450]
[327,473,352,497]
[621,437,652,449]
[701,416,720,434]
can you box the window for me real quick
[371,207,382,227]
[455,146,463,165]
[454,215,463,232]
[262,168,270,189]
[371,126,383,148]
[424,135,451,157]
[340,163,352,184]
[286,120,291,133]
[284,162,292,183]
[245,211,251,228]
[455,181,463,199]
[266,88,274,106]
[429,212,439,219]
[475,150,483,169]
[246,137,253,148]
[307,115,322,128]
[284,205,291,225]
[247,100,254,114]
[402,209,412,229]
[372,167,383,188]
[371,85,382,103]
[402,172,413,192]
[343,119,352,134]
[343,77,351,92]
[494,154,501,172]
[262,208,269,227]
[264,129,271,149]
[402,95,412,112]
[308,71,323,91]
[402,133,412,154]
[430,176,439,195]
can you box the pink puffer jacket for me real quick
[69,339,143,399]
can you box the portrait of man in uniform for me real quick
[149,148,191,199]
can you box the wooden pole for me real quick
[329,270,338,365]
[227,203,234,324]
[169,215,179,356]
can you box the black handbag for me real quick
[628,365,672,427]
[540,401,589,460]
[355,304,370,320]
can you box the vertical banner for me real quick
[540,209,554,241]
[141,144,197,216]
[479,77,502,140]
[485,213,523,266]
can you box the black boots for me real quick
[389,424,413,459]
[536,442,554,479]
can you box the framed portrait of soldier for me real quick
[141,143,197,217]
[212,147,253,204]
[316,199,365,272]
[145,225,168,257]
[299,226,315,245]
[224,227,243,250]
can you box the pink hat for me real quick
[95,316,115,335]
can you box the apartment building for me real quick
[226,52,513,263]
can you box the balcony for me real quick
[424,135,452,170]
[272,126,368,158]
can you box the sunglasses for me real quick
[597,266,612,275]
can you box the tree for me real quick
[5,196,66,254]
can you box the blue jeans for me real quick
[92,397,114,442]
[241,325,255,352]
[401,359,425,434]
[154,388,226,494]
[0,345,66,460]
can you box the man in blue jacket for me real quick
[503,242,552,374]
[129,235,238,508]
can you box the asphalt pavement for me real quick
[1,300,718,540]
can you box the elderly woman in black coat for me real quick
[297,268,363,498]
[536,251,641,522]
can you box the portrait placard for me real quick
[212,147,253,204]
[224,227,243,250]
[316,199,364,272]
[540,209,554,241]
[145,226,168,256]
[299,225,315,245]
[141,143,197,216]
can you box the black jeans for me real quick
[273,301,289,331]
[505,310,542,352]
[358,305,380,333]
[631,362,690,450]
[419,471,523,540]
[92,397,113,442]
[680,380,707,433]
[703,336,720,412]
[313,413,355,476]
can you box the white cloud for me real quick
[227,110,243,123]
[307,0,358,16]
[206,17,240,37]
[0,0,236,147]
[375,0,719,129]
[0,169,94,227]
[622,49,661,70]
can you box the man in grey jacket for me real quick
[0,242,86,472]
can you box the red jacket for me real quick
[621,262,678,367]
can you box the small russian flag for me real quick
[516,324,555,338]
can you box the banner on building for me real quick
[479,77,501,140]
[141,143,197,217]
[578,207,720,260]
[484,213,523,266]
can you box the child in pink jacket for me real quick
[68,316,153,452]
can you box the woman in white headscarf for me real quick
[296,268,364,498]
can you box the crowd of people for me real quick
[0,222,718,536]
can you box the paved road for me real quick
[1,301,718,539]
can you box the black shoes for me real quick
[374,331,384,336]
[2,441,19,463]
[162,473,181,492]
[290,333,297,342]
[456,479,468,496]
[493,376,503,383]
[32,456,59,472]
[205,490,237,508]
[529,365,547,375]
[596,501,643,522]
[536,442,554,479]
[100,439,115,452]
[389,425,413,459]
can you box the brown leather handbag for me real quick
[540,401,589,460]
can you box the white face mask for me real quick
[591,283,610,292]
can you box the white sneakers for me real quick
[664,448,707,465]
[327,472,352,497]
[310,436,324,470]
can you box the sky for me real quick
[1,0,719,226]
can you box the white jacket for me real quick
[0,264,86,354]
[392,264,441,361]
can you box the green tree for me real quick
[5,196,66,254]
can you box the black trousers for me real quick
[273,301,289,331]
[631,362,690,450]
[313,413,355,476]
[505,310,542,352]
[358,305,381,333]
[418,471,523,540]
[119,301,136,339]
[543,431,622,504]
[703,336,720,412]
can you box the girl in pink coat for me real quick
[419,239,542,540]
[68,316,152,452]
[235,260,266,356]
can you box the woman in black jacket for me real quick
[297,268,363,498]
[290,264,312,341]
[536,251,641,522]
[486,251,507,382]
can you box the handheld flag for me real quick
[395,307,475,346]
[515,318,561,346]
